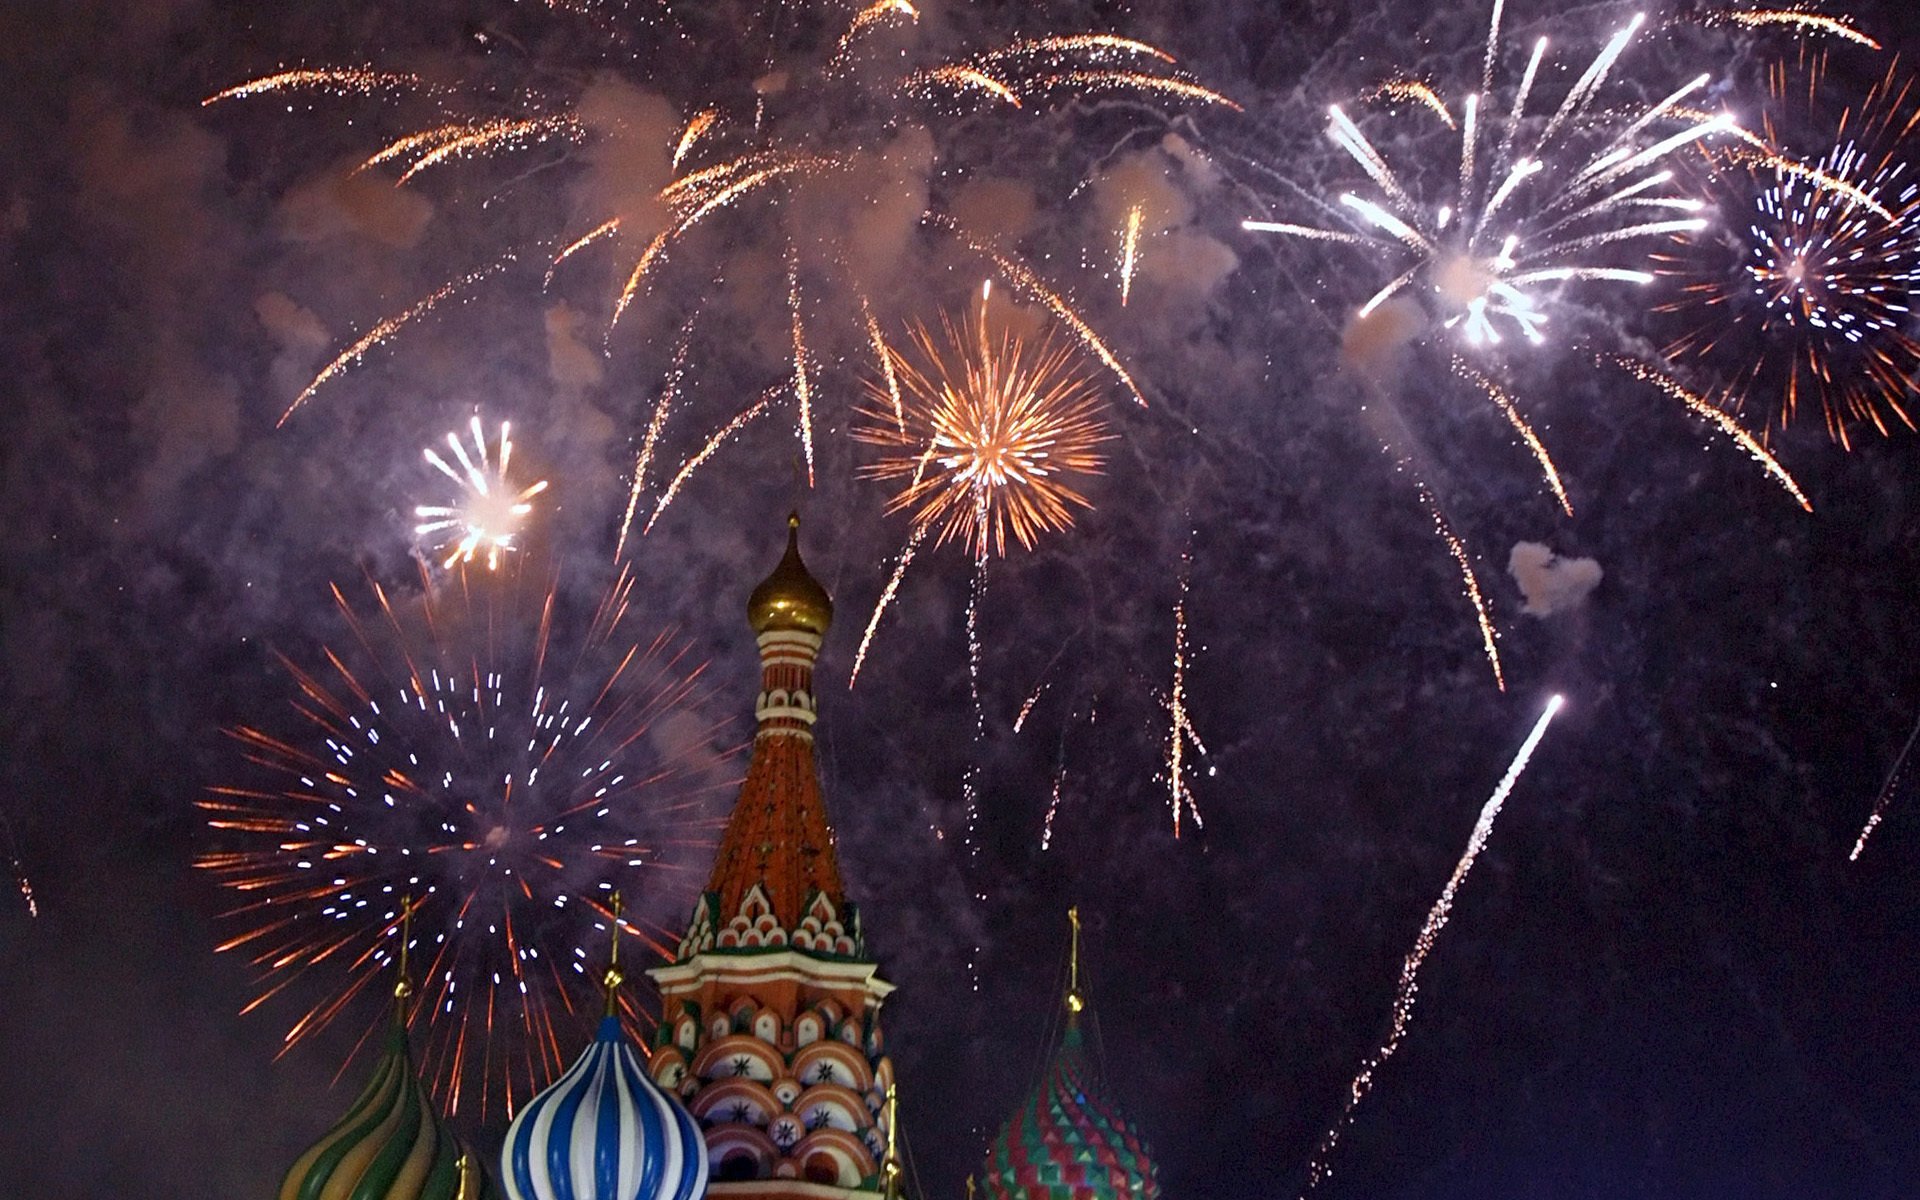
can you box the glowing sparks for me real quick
[935,214,1147,407]
[393,116,583,186]
[1419,481,1504,691]
[1611,359,1813,511]
[199,566,725,1114]
[834,0,919,67]
[203,67,421,105]
[1164,549,1207,837]
[671,109,720,170]
[1025,71,1242,112]
[616,315,697,561]
[645,387,779,535]
[855,308,1114,559]
[1361,79,1456,128]
[984,35,1176,65]
[280,261,510,426]
[1245,5,1721,347]
[906,64,1023,108]
[413,415,550,572]
[1450,359,1573,515]
[1,810,35,919]
[1654,64,1920,445]
[1119,204,1144,306]
[788,254,816,488]
[1302,693,1565,1196]
[1705,9,1882,49]
[849,522,928,689]
[1851,706,1920,861]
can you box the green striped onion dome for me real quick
[980,1024,1158,1200]
[279,1024,489,1200]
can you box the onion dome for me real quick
[979,1024,1159,1200]
[278,1023,489,1200]
[502,1015,708,1200]
[981,909,1158,1200]
[747,512,833,636]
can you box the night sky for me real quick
[5,1,1920,1197]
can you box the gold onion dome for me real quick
[277,1022,488,1200]
[747,512,833,636]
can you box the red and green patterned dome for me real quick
[980,1022,1159,1200]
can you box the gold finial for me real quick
[966,1174,977,1200]
[1065,906,1084,1016]
[456,1152,481,1200]
[882,1083,903,1200]
[393,896,416,1026]
[603,891,626,1018]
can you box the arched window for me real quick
[803,1154,841,1185]
[717,1153,759,1182]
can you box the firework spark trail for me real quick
[200,565,728,1112]
[548,218,622,287]
[1302,693,1566,1196]
[788,253,816,488]
[1166,547,1206,837]
[1727,149,1895,221]
[645,387,780,534]
[282,259,512,425]
[1851,705,1920,860]
[1039,729,1070,852]
[932,214,1147,407]
[616,314,699,560]
[672,109,720,169]
[906,65,1022,108]
[415,414,551,571]
[962,516,990,992]
[862,297,905,433]
[1025,71,1243,112]
[982,35,1176,64]
[1704,9,1882,49]
[1240,219,1369,245]
[832,0,919,68]
[849,521,929,689]
[1417,480,1505,691]
[1611,360,1813,511]
[394,115,584,185]
[202,67,422,105]
[1361,80,1456,127]
[1449,358,1573,515]
[1119,204,1144,306]
[1014,681,1050,733]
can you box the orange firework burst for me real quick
[198,563,731,1117]
[855,308,1114,559]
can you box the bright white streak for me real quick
[1242,219,1369,245]
[1300,693,1566,1196]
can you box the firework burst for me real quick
[1243,5,1724,348]
[198,564,731,1116]
[413,414,551,571]
[204,3,1232,544]
[1654,61,1920,446]
[853,307,1115,560]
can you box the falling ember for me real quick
[1360,79,1456,128]
[202,67,422,105]
[413,414,551,572]
[282,260,511,425]
[849,521,929,689]
[198,564,729,1115]
[1014,680,1050,733]
[854,307,1115,559]
[1609,359,1813,511]
[1164,548,1208,837]
[932,214,1148,407]
[1702,9,1882,49]
[645,387,779,534]
[1851,706,1920,861]
[1119,205,1144,306]
[1418,481,1504,691]
[1301,693,1566,1196]
[1450,359,1573,516]
[616,315,698,561]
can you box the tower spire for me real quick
[1066,906,1084,1020]
[602,891,625,1018]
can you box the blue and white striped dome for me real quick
[503,1016,708,1200]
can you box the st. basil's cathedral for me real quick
[274,517,1160,1200]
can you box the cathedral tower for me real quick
[648,516,897,1198]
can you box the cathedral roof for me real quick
[278,1022,488,1200]
[979,1022,1159,1200]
